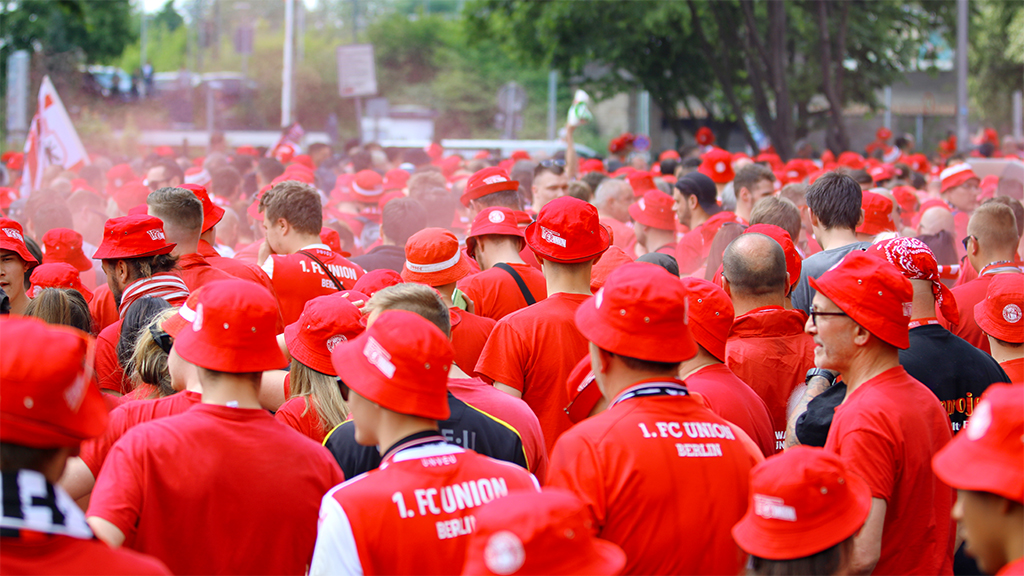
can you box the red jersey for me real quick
[94,319,127,394]
[450,308,495,378]
[275,396,326,444]
[458,263,548,321]
[176,252,238,290]
[997,557,1024,576]
[263,244,365,326]
[88,404,344,575]
[475,292,591,453]
[600,216,638,253]
[0,536,170,575]
[309,434,539,576]
[824,366,955,576]
[942,267,1023,354]
[726,306,816,450]
[198,240,278,296]
[88,284,119,334]
[675,211,741,274]
[1001,358,1024,382]
[683,363,776,457]
[547,380,757,575]
[448,377,549,482]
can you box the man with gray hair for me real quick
[147,187,237,291]
[594,178,637,252]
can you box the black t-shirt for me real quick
[323,391,529,479]
[349,245,407,274]
[796,325,1009,446]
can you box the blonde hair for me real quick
[289,359,349,433]
[127,308,177,399]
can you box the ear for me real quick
[721,274,732,296]
[739,187,752,203]
[688,195,699,210]
[116,260,131,284]
[852,324,873,347]
[808,209,821,229]
[275,217,291,236]
[857,208,865,229]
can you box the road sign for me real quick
[6,50,29,136]
[337,44,378,98]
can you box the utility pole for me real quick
[282,0,295,127]
[352,0,363,143]
[956,0,969,152]
[547,70,557,140]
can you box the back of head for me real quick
[257,157,285,183]
[984,196,1024,239]
[118,296,171,370]
[382,197,427,246]
[723,233,788,297]
[366,283,451,337]
[805,172,862,231]
[152,158,184,185]
[750,196,802,242]
[704,222,747,282]
[734,163,774,193]
[594,178,631,210]
[29,201,74,240]
[147,187,204,243]
[129,308,176,398]
[780,183,809,207]
[210,166,242,201]
[23,288,92,334]
[675,172,720,214]
[407,170,447,198]
[260,180,323,235]
[510,160,537,199]
[968,202,1020,256]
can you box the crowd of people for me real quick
[0,123,1022,576]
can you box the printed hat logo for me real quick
[488,210,506,224]
[484,531,526,575]
[540,226,567,248]
[715,162,726,173]
[63,358,88,412]
[3,227,24,241]
[363,336,396,378]
[903,302,913,318]
[146,229,165,241]
[595,287,604,309]
[483,175,507,185]
[967,400,992,441]
[326,334,347,352]
[753,494,797,521]
[1003,304,1022,324]
[638,198,646,211]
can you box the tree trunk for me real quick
[815,0,850,153]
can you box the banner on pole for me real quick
[22,76,90,194]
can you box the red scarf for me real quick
[118,272,189,318]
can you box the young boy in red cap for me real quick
[476,196,611,454]
[459,166,543,270]
[932,384,1024,576]
[976,274,1024,380]
[807,251,954,575]
[87,279,343,575]
[629,190,678,256]
[0,217,38,315]
[310,309,540,575]
[1,316,170,575]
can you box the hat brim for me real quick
[175,327,287,373]
[283,322,339,376]
[525,222,611,265]
[0,377,109,448]
[809,275,910,349]
[44,251,93,273]
[574,296,697,363]
[975,301,1024,344]
[402,254,473,287]
[92,243,176,261]
[933,432,1024,503]
[460,180,520,208]
[202,205,226,233]
[0,241,38,265]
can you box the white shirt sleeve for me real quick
[310,492,363,576]
[261,255,275,279]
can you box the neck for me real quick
[597,209,626,224]
[644,230,676,253]
[543,268,593,296]
[376,414,440,457]
[1002,512,1024,571]
[841,344,901,397]
[482,245,526,270]
[200,372,263,409]
[200,229,217,245]
[600,363,681,402]
[678,347,720,380]
[7,289,29,315]
[689,209,710,230]
[911,282,937,320]
[436,282,456,307]
[979,252,1017,269]
[735,203,752,223]
[988,337,1024,364]
[283,233,323,254]
[171,239,200,256]
[732,293,785,316]
[448,364,470,379]
[813,226,860,251]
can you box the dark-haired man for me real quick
[351,197,426,274]
[733,163,777,224]
[144,159,183,192]
[673,172,740,274]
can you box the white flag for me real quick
[23,76,90,193]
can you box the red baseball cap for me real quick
[678,277,734,362]
[525,197,610,264]
[940,163,979,193]
[856,191,896,236]
[579,158,605,174]
[907,154,929,173]
[732,446,872,560]
[331,309,453,420]
[466,207,525,259]
[809,250,914,349]
[627,171,657,197]
[589,245,635,292]
[876,126,892,140]
[576,262,697,363]
[0,316,109,448]
[974,273,1024,344]
[462,489,626,576]
[868,237,960,326]
[42,228,92,272]
[933,384,1024,504]
[628,190,676,231]
[353,269,404,297]
[173,280,286,373]
[29,263,93,302]
[351,170,385,204]
[868,164,895,183]
[163,288,201,338]
[462,166,519,207]
[0,218,38,265]
[565,355,601,424]
[402,228,473,287]
[284,294,365,376]
[92,215,176,260]
[695,127,715,146]
[698,148,734,184]
[180,183,225,233]
[744,224,802,292]
[837,152,866,171]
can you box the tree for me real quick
[0,0,136,66]
[969,0,1024,133]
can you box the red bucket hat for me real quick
[678,277,734,362]
[383,168,411,192]
[868,164,895,184]
[576,262,697,363]
[589,245,635,292]
[856,191,896,236]
[906,154,929,173]
[402,228,473,287]
[890,186,919,217]
[0,316,109,448]
[698,147,734,184]
[351,170,385,204]
[525,197,610,264]
[0,218,38,264]
[173,280,286,373]
[461,166,519,207]
[353,269,404,297]
[180,183,225,233]
[974,273,1024,344]
[868,237,959,326]
[92,215,176,260]
[29,263,93,302]
[627,171,657,197]
[284,294,365,376]
[42,228,92,272]
[628,190,676,231]
[809,250,914,349]
[932,384,1024,504]
[744,224,802,292]
[462,489,626,576]
[330,309,453,420]
[732,446,872,560]
[565,355,601,424]
[837,152,866,171]
[695,127,715,147]
[940,163,979,193]
[466,207,525,259]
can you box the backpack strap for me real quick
[494,263,536,306]
[299,250,343,291]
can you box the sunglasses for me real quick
[336,378,350,402]
[148,323,173,354]
[145,178,170,191]
[962,235,975,251]
[809,309,848,327]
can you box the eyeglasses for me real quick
[336,378,350,402]
[962,235,976,251]
[539,159,566,168]
[809,310,848,326]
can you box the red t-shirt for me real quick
[458,263,548,321]
[475,292,591,453]
[94,319,127,395]
[683,363,777,457]
[601,216,638,253]
[943,269,1023,354]
[198,240,278,297]
[176,253,238,290]
[547,381,756,575]
[1001,358,1024,382]
[450,308,495,378]
[824,366,955,576]
[675,211,741,274]
[447,377,549,482]
[87,404,344,575]
[263,245,365,326]
[79,391,201,477]
[997,557,1024,576]
[726,306,816,449]
[88,284,119,334]
[274,396,326,444]
[0,535,171,575]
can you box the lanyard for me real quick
[610,379,689,408]
[908,317,941,329]
[380,432,448,465]
[980,261,1020,276]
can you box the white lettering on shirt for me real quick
[410,478,510,518]
[436,515,476,540]
[675,443,723,457]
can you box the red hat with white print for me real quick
[628,190,676,231]
[0,316,108,448]
[180,183,225,233]
[837,152,866,171]
[92,215,176,260]
[284,294,365,376]
[678,277,734,362]
[565,355,601,424]
[933,384,1024,504]
[466,207,525,259]
[974,273,1024,344]
[940,163,979,193]
[856,191,897,236]
[907,154,929,173]
[106,163,136,192]
[627,171,657,197]
[575,262,697,363]
[351,170,385,204]
[461,166,519,207]
[330,309,454,420]
[869,164,895,183]
[383,168,410,192]
[525,196,610,264]
[579,158,605,174]
[809,250,914,349]
[353,269,404,297]
[868,236,959,326]
[744,224,802,292]
[173,280,287,373]
[319,227,351,257]
[184,166,212,187]
[29,263,93,302]
[876,127,892,141]
[42,228,93,272]
[698,147,735,184]
[402,227,473,287]
[732,446,872,560]
[0,218,36,265]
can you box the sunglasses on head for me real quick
[148,323,173,354]
[336,378,350,402]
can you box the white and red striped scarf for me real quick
[118,273,190,318]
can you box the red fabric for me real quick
[0,535,170,575]
[674,211,741,274]
[88,284,119,334]
[94,320,127,394]
[726,307,816,450]
[955,257,979,286]
[684,363,777,457]
[79,391,201,477]
[92,215,175,260]
[266,248,365,326]
[87,404,344,575]
[475,293,591,454]
[232,240,261,264]
[448,377,549,482]
[944,272,1024,354]
[824,366,955,576]
[548,388,756,575]
[654,242,677,255]
[997,557,1024,576]
[458,263,547,321]
[176,252,238,290]
[600,217,637,253]
[197,241,281,332]
[274,396,326,444]
[1000,358,1024,382]
[450,308,496,378]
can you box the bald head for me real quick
[968,202,1020,257]
[918,207,955,237]
[723,233,788,297]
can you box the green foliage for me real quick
[0,0,136,64]
[969,0,1024,130]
